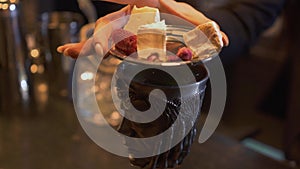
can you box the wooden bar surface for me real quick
[0,97,296,169]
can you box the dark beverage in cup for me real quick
[115,58,208,169]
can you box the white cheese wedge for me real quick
[124,6,160,34]
[137,20,167,61]
[183,21,224,60]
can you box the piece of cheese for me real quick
[183,21,224,60]
[124,6,160,34]
[137,20,167,61]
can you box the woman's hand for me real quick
[57,5,132,58]
[158,0,229,46]
[101,0,160,8]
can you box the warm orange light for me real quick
[30,64,38,73]
[30,49,40,58]
[37,65,45,74]
[111,111,121,120]
[38,83,48,93]
[2,3,8,10]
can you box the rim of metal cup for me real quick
[109,25,217,66]
[115,60,208,99]
[110,25,209,98]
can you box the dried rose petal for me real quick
[115,36,137,56]
[176,47,193,61]
[111,29,134,43]
[112,29,137,56]
[167,55,180,62]
[147,53,159,62]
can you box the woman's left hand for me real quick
[57,5,132,58]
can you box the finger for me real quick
[57,43,77,53]
[57,43,83,59]
[159,0,230,48]
[99,0,136,5]
[221,31,230,46]
[94,43,104,57]
[159,0,211,26]
[93,5,132,56]
[100,0,160,8]
[94,5,131,30]
[63,48,80,59]
[57,38,94,58]
[80,38,95,56]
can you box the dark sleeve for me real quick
[39,0,124,18]
[92,1,124,17]
[202,0,286,62]
[54,0,80,12]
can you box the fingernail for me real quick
[63,48,70,56]
[95,43,104,57]
[57,46,64,53]
[221,32,229,47]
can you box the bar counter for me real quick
[0,95,297,169]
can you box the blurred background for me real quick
[0,0,299,168]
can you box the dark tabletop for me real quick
[0,95,296,169]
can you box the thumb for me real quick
[159,0,229,47]
[159,0,211,26]
[93,5,132,56]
